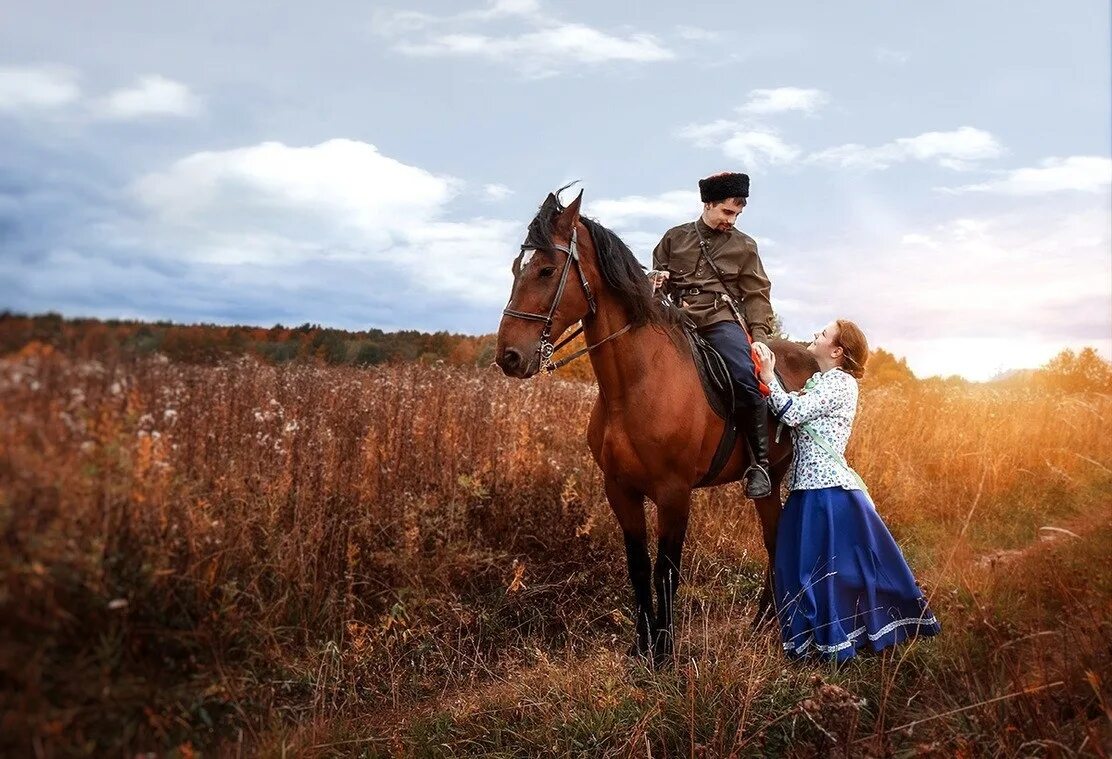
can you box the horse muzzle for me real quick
[495,345,542,378]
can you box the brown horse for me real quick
[496,189,817,662]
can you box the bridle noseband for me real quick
[502,226,631,373]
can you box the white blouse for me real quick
[767,367,862,492]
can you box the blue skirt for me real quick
[774,487,940,662]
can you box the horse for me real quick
[495,188,818,663]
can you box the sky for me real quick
[1,0,1109,380]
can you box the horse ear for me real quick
[554,189,583,238]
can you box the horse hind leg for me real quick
[604,477,653,658]
[652,489,691,665]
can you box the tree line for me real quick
[0,312,500,368]
[1,311,1107,391]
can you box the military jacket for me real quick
[651,217,774,341]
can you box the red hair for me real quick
[834,319,869,379]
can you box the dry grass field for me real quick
[1,344,1110,757]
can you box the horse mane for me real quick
[526,186,689,340]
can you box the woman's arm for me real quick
[767,372,855,428]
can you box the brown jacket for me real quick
[651,217,774,341]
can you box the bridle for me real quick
[502,225,631,373]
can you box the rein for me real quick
[502,226,633,373]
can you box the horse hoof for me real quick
[651,632,675,665]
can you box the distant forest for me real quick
[0,311,499,367]
[1,311,1108,391]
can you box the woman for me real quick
[753,321,940,662]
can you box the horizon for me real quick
[1,1,1109,382]
[4,309,1096,383]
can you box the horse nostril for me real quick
[500,347,523,372]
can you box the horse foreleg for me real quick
[652,489,691,664]
[605,477,653,658]
[752,493,782,629]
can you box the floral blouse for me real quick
[767,367,861,491]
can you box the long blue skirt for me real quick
[774,487,940,662]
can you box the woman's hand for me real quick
[753,341,776,383]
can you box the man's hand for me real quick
[752,341,776,383]
[648,269,670,291]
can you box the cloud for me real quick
[483,183,514,200]
[773,206,1111,379]
[1,137,525,332]
[678,87,825,168]
[590,190,700,227]
[679,121,802,168]
[373,0,541,33]
[722,130,802,165]
[395,25,673,68]
[379,0,673,74]
[0,65,80,111]
[739,87,827,115]
[943,156,1112,195]
[130,139,518,304]
[135,138,453,236]
[680,97,1003,175]
[809,126,1004,171]
[0,66,200,122]
[96,75,201,119]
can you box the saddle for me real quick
[684,323,791,488]
[683,325,740,488]
[685,325,734,421]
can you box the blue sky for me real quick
[1,0,1109,379]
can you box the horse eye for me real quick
[539,266,557,278]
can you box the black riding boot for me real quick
[738,404,772,499]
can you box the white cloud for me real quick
[484,0,541,16]
[380,1,673,74]
[0,65,80,111]
[483,183,514,200]
[97,75,201,119]
[396,25,673,67]
[722,130,802,165]
[132,139,518,303]
[374,0,541,32]
[944,156,1112,195]
[809,126,1004,171]
[591,190,700,227]
[680,120,802,168]
[740,87,827,115]
[678,87,824,168]
[135,138,454,232]
[676,118,735,145]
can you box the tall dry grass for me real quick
[1,345,1109,756]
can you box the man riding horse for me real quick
[649,171,774,499]
[496,185,812,662]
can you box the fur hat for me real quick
[699,172,750,202]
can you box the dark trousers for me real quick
[699,321,764,408]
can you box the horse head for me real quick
[496,189,597,378]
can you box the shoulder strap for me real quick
[692,222,747,322]
[797,422,869,495]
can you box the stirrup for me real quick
[744,463,772,498]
